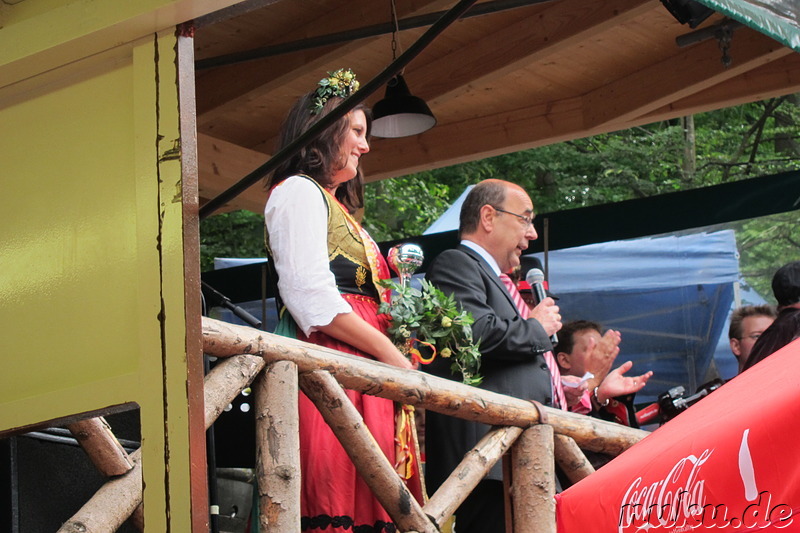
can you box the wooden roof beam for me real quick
[418,0,655,104]
[198,50,800,212]
[581,27,794,131]
[641,52,800,121]
[364,95,588,181]
[364,49,800,181]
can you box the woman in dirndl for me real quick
[264,68,422,533]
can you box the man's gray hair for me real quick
[459,180,507,237]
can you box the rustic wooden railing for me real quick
[56,316,650,532]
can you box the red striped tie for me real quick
[499,273,530,318]
[499,273,566,410]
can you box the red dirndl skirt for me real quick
[297,294,403,533]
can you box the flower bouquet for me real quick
[378,278,482,386]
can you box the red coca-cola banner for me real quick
[556,338,800,533]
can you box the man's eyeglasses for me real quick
[492,206,534,227]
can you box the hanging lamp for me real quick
[371,75,436,138]
[371,0,436,138]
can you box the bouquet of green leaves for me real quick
[378,278,482,386]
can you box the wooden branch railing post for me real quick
[554,434,595,484]
[424,426,522,528]
[204,353,267,427]
[299,370,438,533]
[66,418,134,476]
[255,360,301,533]
[511,425,556,533]
[67,416,144,531]
[56,448,143,533]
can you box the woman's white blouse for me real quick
[264,176,352,335]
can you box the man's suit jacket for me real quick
[424,244,554,485]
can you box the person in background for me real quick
[264,68,421,532]
[742,261,800,372]
[556,320,639,427]
[555,320,616,389]
[517,278,643,416]
[728,305,777,373]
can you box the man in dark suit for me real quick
[424,179,562,533]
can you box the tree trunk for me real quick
[681,115,696,182]
[774,94,800,156]
[255,361,301,533]
[511,425,556,533]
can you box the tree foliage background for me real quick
[201,95,800,300]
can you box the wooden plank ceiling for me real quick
[193,0,800,215]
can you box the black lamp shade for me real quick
[371,75,436,138]
[660,0,715,28]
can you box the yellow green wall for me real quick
[0,0,239,529]
[1,0,231,86]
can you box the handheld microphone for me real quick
[525,268,557,345]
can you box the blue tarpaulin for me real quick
[525,230,740,405]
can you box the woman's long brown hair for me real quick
[266,93,371,213]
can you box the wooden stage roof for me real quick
[192,0,800,216]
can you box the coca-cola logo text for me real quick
[618,449,793,531]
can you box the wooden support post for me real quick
[424,426,522,528]
[553,434,595,484]
[299,370,438,533]
[503,455,514,533]
[511,425,555,533]
[255,360,301,533]
[128,505,145,531]
[56,449,143,533]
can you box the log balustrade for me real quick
[55,316,650,532]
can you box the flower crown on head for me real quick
[310,68,360,115]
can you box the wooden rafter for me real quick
[583,27,794,130]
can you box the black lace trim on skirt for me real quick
[301,514,397,533]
